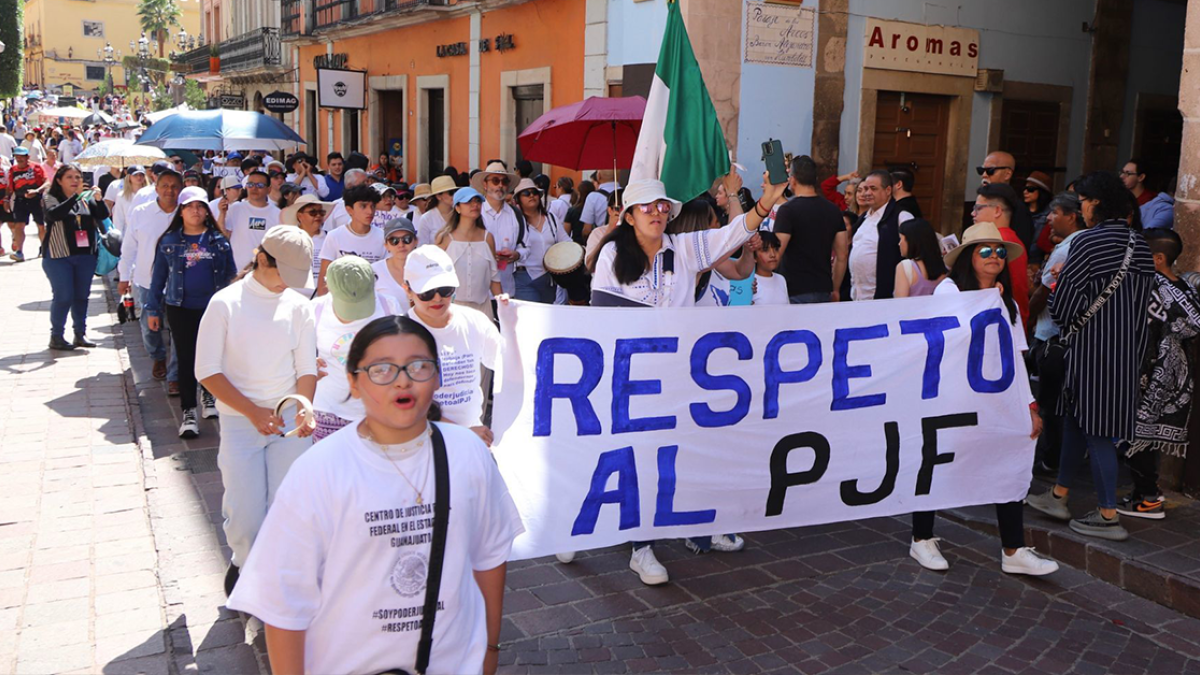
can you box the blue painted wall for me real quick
[606,0,668,67]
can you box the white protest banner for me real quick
[492,291,1034,561]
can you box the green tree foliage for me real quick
[137,0,182,58]
[0,0,24,97]
[183,80,206,110]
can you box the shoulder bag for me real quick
[376,423,450,675]
[1039,230,1136,385]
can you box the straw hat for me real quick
[410,183,432,200]
[428,174,458,196]
[280,193,334,225]
[619,179,682,223]
[469,161,517,194]
[1025,171,1052,192]
[943,222,1025,267]
[512,178,540,196]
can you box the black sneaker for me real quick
[224,563,240,597]
[1116,494,1165,520]
[178,408,199,439]
[1069,509,1130,541]
[48,336,77,351]
[73,335,98,348]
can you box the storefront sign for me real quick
[437,34,516,58]
[220,94,246,109]
[317,68,366,110]
[744,2,815,68]
[313,53,350,70]
[864,18,979,77]
[263,91,299,114]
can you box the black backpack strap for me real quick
[511,204,527,249]
[415,424,450,675]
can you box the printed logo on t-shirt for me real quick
[248,216,267,231]
[331,330,356,366]
[433,348,476,409]
[389,550,428,597]
[184,243,214,268]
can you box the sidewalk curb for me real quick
[940,505,1200,621]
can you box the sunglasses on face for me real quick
[976,166,1012,176]
[355,359,439,386]
[635,200,673,215]
[517,189,540,199]
[245,181,268,189]
[299,207,325,217]
[976,245,1008,260]
[416,286,456,302]
[485,177,510,187]
[387,234,416,246]
[1022,185,1039,193]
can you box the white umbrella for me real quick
[31,107,91,124]
[73,139,167,169]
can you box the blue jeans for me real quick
[134,285,178,381]
[1057,414,1119,509]
[514,268,556,303]
[42,254,96,339]
[790,292,830,304]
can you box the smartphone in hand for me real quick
[762,139,787,185]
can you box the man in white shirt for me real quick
[324,168,369,232]
[318,183,384,295]
[848,170,913,301]
[131,161,170,209]
[548,177,572,226]
[218,169,281,269]
[0,128,17,159]
[579,169,616,237]
[119,169,183,389]
[470,162,520,295]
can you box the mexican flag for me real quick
[630,0,730,202]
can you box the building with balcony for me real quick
[280,0,598,183]
[182,0,293,119]
[23,0,202,98]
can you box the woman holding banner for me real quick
[907,222,1059,576]
[583,175,786,585]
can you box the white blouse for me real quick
[445,237,500,305]
[516,213,570,280]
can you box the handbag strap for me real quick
[415,423,450,675]
[1061,230,1136,342]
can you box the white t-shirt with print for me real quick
[753,273,790,305]
[226,201,281,270]
[372,258,411,310]
[226,422,524,675]
[408,307,502,428]
[320,224,387,264]
[311,294,404,421]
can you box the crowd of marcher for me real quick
[1,99,1195,673]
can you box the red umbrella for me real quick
[517,96,646,172]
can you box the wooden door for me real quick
[514,84,544,175]
[1139,107,1182,192]
[1000,99,1061,189]
[872,91,950,228]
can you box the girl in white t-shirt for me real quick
[311,255,404,440]
[371,218,417,309]
[404,245,502,446]
[227,315,524,675]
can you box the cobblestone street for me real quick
[5,229,1200,674]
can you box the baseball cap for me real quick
[177,186,211,212]
[325,255,377,322]
[260,225,315,290]
[393,182,412,197]
[13,147,28,156]
[383,218,416,237]
[371,182,396,196]
[151,160,172,174]
[452,187,484,207]
[404,245,459,294]
[125,165,145,176]
[220,175,242,190]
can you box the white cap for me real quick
[404,245,460,294]
[220,174,241,190]
[178,186,211,212]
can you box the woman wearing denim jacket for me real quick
[146,186,236,439]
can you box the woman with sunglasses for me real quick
[906,222,1057,576]
[280,194,334,287]
[373,218,418,308]
[403,246,502,446]
[512,178,569,304]
[435,188,502,317]
[227,315,523,675]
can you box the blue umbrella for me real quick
[137,109,306,152]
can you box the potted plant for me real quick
[209,44,220,74]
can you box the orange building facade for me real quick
[285,0,586,184]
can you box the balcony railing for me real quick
[220,27,282,73]
[312,0,439,34]
[175,44,212,75]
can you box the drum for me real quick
[543,241,590,304]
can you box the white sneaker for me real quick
[710,534,745,552]
[1001,547,1059,576]
[629,546,669,585]
[178,408,200,439]
[909,538,949,571]
[555,551,576,564]
[201,390,219,419]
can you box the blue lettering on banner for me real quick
[967,309,1015,393]
[612,338,678,434]
[899,317,961,399]
[653,445,717,526]
[763,330,822,419]
[689,332,753,428]
[831,325,889,411]
[533,338,603,437]
[571,447,640,535]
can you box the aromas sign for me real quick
[864,18,979,77]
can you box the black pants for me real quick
[1032,339,1063,469]
[912,502,1025,550]
[165,305,205,411]
[1126,451,1160,500]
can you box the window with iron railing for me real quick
[220,27,282,72]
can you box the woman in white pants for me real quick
[196,225,320,595]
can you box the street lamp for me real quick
[97,42,121,95]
